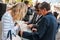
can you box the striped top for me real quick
[1,11,19,40]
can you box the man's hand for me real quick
[32,28,37,32]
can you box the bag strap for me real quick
[7,30,12,40]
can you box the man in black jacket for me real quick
[23,1,33,22]
[19,2,58,40]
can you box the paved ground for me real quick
[56,32,60,40]
[0,21,60,40]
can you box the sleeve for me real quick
[2,14,12,40]
[21,17,49,39]
[28,13,37,24]
[2,14,12,31]
[33,17,49,39]
[27,8,33,15]
[22,32,33,40]
[2,14,19,35]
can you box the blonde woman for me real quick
[1,2,27,40]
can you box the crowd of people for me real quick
[1,1,59,40]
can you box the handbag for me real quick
[7,30,21,40]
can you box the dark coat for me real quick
[28,12,43,24]
[23,7,33,22]
[29,13,37,24]
[19,12,58,40]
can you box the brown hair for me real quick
[39,2,50,11]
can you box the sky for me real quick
[32,0,60,6]
[32,0,60,13]
[33,0,60,3]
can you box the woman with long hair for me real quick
[1,2,27,40]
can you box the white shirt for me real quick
[1,11,19,40]
[36,15,42,21]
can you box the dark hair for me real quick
[24,1,29,5]
[35,3,41,9]
[39,2,50,11]
[53,12,59,18]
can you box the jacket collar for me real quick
[45,12,52,16]
[36,12,52,23]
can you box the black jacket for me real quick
[20,12,58,40]
[23,7,33,22]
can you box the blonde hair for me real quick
[9,2,27,21]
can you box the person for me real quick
[23,1,33,22]
[53,12,60,32]
[19,2,58,40]
[1,2,27,40]
[28,3,43,24]
[53,12,59,19]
